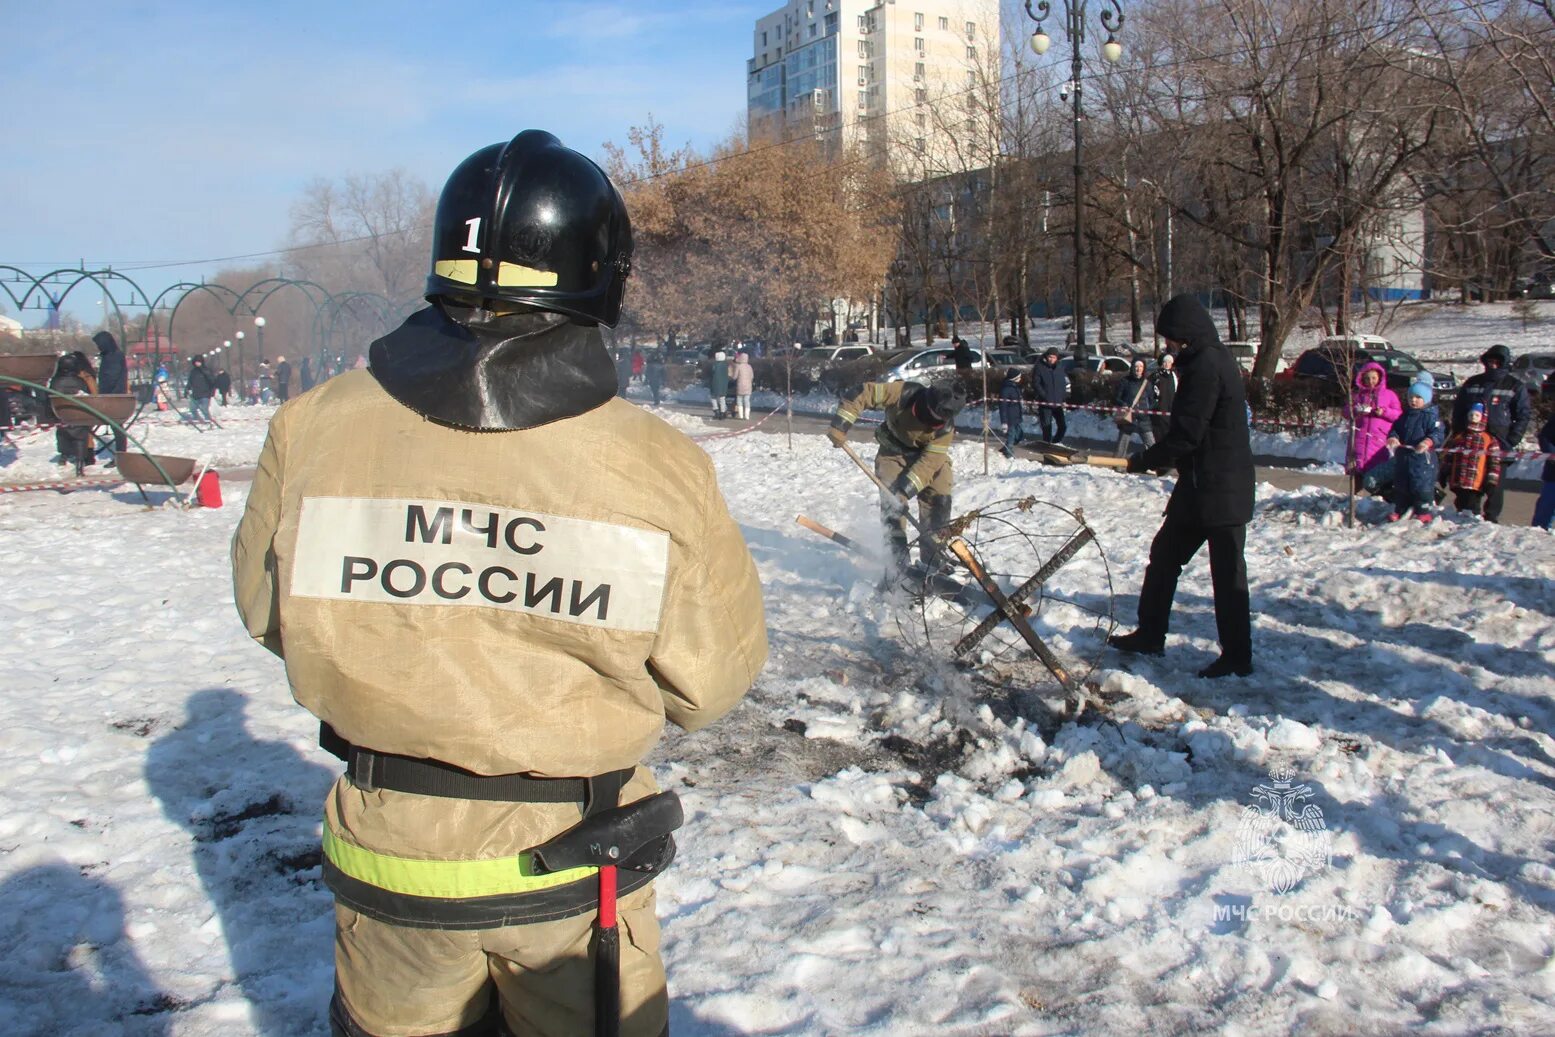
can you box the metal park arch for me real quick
[2,267,412,388]
[317,291,403,368]
[0,266,152,351]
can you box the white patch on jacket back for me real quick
[289,496,670,631]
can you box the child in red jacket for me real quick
[1441,403,1503,516]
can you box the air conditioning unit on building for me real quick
[813,89,826,109]
[857,75,867,85]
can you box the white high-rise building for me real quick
[747,0,1001,175]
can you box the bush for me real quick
[1247,377,1335,431]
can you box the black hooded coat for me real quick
[1133,296,1254,527]
[93,332,128,395]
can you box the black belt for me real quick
[319,723,631,808]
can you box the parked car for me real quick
[880,345,1004,382]
[666,349,707,365]
[1223,341,1260,372]
[1541,369,1555,398]
[1278,334,1456,404]
[1060,354,1133,377]
[1509,352,1555,388]
[811,344,879,363]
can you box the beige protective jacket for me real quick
[232,370,768,779]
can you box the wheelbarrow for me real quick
[113,450,199,504]
[51,394,138,476]
[0,354,62,384]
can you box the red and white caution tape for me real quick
[690,405,785,442]
[0,475,124,495]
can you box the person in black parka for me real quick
[185,356,218,423]
[1449,343,1530,524]
[951,337,975,371]
[1109,294,1256,678]
[1030,347,1069,444]
[997,368,1025,457]
[1150,352,1177,443]
[93,331,129,456]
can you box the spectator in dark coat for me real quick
[93,332,127,394]
[614,350,632,397]
[49,354,94,471]
[1113,358,1157,454]
[1449,343,1531,523]
[997,369,1026,457]
[273,356,293,403]
[709,351,731,418]
[1150,353,1177,444]
[951,337,975,371]
[93,332,129,457]
[1110,294,1255,679]
[645,350,666,406]
[299,357,315,392]
[186,357,218,423]
[1030,347,1069,444]
[214,369,232,406]
[1534,412,1555,530]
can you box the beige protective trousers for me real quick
[333,883,667,1036]
[876,450,953,570]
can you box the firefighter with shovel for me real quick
[827,378,968,588]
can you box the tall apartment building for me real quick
[747,0,1001,175]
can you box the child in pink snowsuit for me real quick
[1345,361,1402,491]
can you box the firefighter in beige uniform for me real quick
[826,379,967,574]
[232,130,767,1037]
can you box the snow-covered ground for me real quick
[2,304,1554,1036]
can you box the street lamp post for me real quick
[1025,0,1124,361]
[235,330,245,400]
[254,317,267,397]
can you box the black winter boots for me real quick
[1106,630,1165,656]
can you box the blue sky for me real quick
[0,1,761,324]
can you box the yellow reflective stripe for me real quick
[434,259,479,285]
[322,823,596,900]
[497,263,559,288]
[866,383,892,409]
[907,469,927,491]
[924,442,951,455]
[837,406,860,423]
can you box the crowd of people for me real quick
[1345,342,1542,526]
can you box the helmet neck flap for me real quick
[368,302,617,431]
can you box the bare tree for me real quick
[286,169,434,304]
[1113,0,1441,376]
[606,123,896,352]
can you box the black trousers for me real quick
[1136,511,1251,665]
[1037,405,1066,444]
[1482,479,1506,523]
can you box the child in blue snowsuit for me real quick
[998,369,1026,457]
[1385,377,1444,522]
